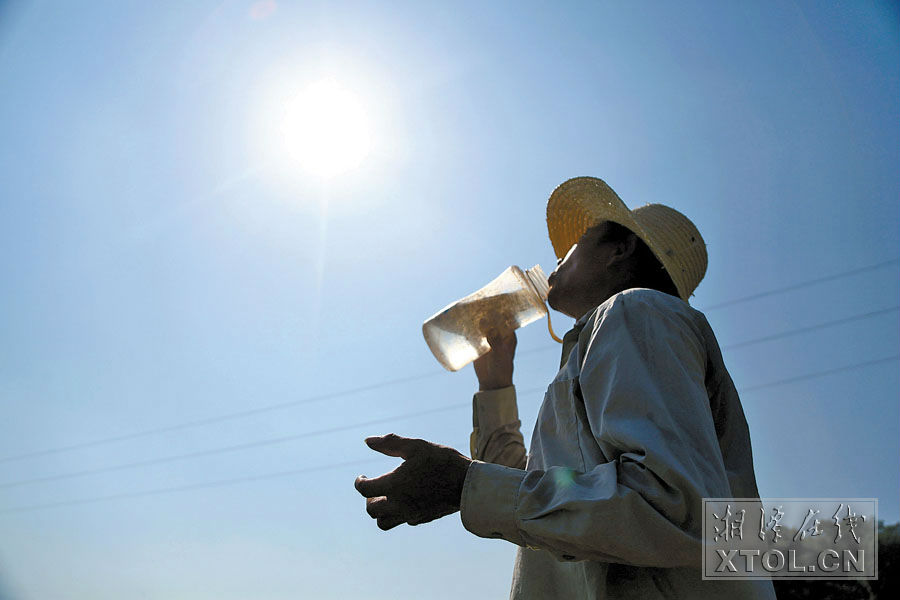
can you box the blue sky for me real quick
[0,1,897,598]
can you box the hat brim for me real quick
[547,176,649,259]
[546,176,698,302]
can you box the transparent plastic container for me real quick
[422,265,551,372]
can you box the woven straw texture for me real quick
[546,177,707,302]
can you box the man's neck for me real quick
[568,289,620,322]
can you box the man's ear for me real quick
[607,234,638,265]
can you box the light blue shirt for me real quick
[460,288,775,599]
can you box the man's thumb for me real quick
[365,433,417,458]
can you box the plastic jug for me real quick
[422,265,557,372]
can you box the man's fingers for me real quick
[376,515,405,531]
[365,496,387,518]
[486,333,516,353]
[365,496,420,531]
[407,513,435,526]
[354,470,399,498]
[364,433,423,459]
[365,496,406,519]
[364,496,439,529]
[479,315,501,339]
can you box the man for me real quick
[354,177,775,599]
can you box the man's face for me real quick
[547,222,620,319]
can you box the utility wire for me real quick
[517,305,900,357]
[1,261,896,465]
[3,344,899,492]
[0,401,469,490]
[1,355,896,515]
[0,385,545,490]
[0,457,390,516]
[740,355,898,393]
[0,370,444,464]
[699,258,899,311]
[722,306,898,351]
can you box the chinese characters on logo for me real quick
[702,498,877,580]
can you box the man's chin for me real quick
[547,289,567,316]
[548,292,581,320]
[547,288,559,309]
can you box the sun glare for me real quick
[281,80,371,178]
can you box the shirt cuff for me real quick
[459,460,527,546]
[472,386,519,432]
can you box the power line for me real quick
[1,261,896,465]
[518,305,900,357]
[2,355,896,515]
[3,344,898,493]
[0,457,390,516]
[721,306,899,351]
[0,384,546,490]
[0,370,444,464]
[740,355,898,393]
[699,258,899,311]
[0,401,473,490]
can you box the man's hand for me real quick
[354,434,473,531]
[473,330,517,391]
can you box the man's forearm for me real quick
[470,386,527,469]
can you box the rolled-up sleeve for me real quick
[470,386,527,469]
[460,293,733,567]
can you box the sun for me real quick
[281,80,371,178]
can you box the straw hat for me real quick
[546,176,707,302]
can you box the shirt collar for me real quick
[558,306,603,368]
[574,308,596,328]
[559,310,592,369]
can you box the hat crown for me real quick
[630,203,707,300]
